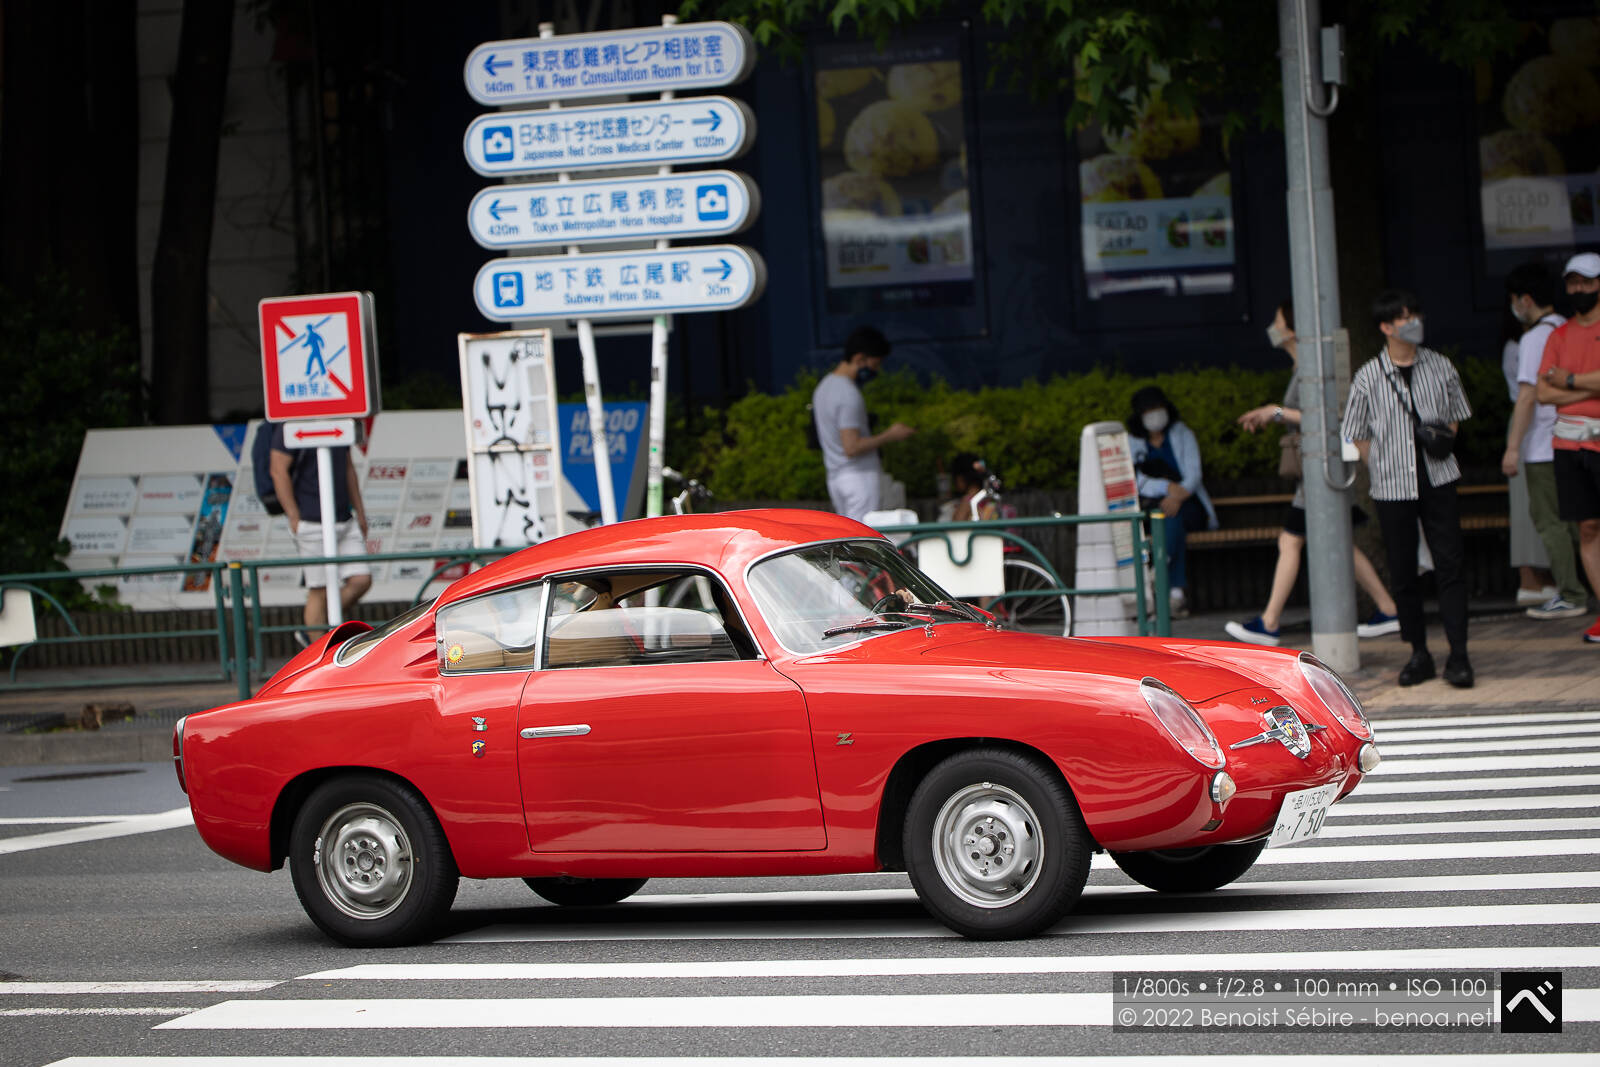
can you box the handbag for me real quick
[1381,361,1456,460]
[1278,432,1302,479]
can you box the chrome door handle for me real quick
[520,724,592,739]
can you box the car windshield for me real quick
[747,539,973,654]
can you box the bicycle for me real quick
[911,472,1073,637]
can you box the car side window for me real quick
[543,570,755,669]
[436,585,544,674]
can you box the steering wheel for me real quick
[872,592,908,614]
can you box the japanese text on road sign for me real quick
[258,292,376,421]
[473,246,766,322]
[465,22,754,105]
[468,170,758,248]
[463,97,753,177]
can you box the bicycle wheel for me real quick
[998,558,1071,636]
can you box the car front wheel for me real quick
[904,748,1091,939]
[1110,839,1267,893]
[289,774,460,947]
[523,876,648,906]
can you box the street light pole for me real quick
[1279,0,1359,673]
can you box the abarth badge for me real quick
[1230,707,1314,758]
[472,740,486,758]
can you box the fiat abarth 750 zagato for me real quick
[174,509,1378,946]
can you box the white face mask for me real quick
[1141,409,1170,434]
[1266,323,1292,348]
[1510,299,1530,325]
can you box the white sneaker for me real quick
[1528,596,1587,620]
[1517,585,1558,606]
[1168,589,1189,619]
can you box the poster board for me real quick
[1072,420,1143,636]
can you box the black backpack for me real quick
[252,423,289,515]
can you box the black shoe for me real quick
[1443,654,1474,689]
[1398,650,1435,687]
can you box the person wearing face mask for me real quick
[1127,384,1218,618]
[1504,262,1585,621]
[812,325,916,522]
[1224,300,1400,646]
[1341,288,1474,688]
[1536,251,1600,645]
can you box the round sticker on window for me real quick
[446,643,465,664]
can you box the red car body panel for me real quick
[178,509,1370,880]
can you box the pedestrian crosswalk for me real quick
[17,708,1600,1063]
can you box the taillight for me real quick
[1297,653,1372,740]
[1141,678,1226,769]
[172,716,187,794]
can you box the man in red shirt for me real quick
[1538,251,1600,644]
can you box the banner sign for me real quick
[464,22,754,106]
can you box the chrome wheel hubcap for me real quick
[314,802,413,920]
[931,781,1043,908]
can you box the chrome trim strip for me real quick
[520,724,592,739]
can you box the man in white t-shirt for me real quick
[1505,262,1586,619]
[811,327,915,521]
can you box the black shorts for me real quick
[1283,504,1369,537]
[1554,447,1600,521]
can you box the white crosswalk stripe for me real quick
[23,711,1600,1059]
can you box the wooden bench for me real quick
[1188,484,1510,548]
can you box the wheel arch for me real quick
[268,765,454,872]
[874,737,1083,870]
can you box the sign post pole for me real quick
[314,445,342,626]
[646,13,678,520]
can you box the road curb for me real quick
[0,728,173,767]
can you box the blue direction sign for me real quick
[474,246,766,322]
[465,22,754,106]
[463,97,753,177]
[468,170,758,249]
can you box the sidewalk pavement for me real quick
[1,598,1595,767]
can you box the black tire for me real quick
[288,774,459,947]
[903,747,1091,940]
[523,876,649,906]
[1110,839,1267,893]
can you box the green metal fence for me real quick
[0,511,1167,701]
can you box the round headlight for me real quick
[1298,652,1371,740]
[1141,678,1226,769]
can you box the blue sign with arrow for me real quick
[467,171,758,249]
[462,97,753,177]
[474,246,766,322]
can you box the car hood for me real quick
[914,629,1252,704]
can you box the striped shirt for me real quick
[1341,345,1472,501]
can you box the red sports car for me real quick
[174,510,1378,946]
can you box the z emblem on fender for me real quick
[836,732,854,746]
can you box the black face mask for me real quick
[1571,290,1599,315]
[855,366,878,386]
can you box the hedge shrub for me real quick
[682,355,1509,501]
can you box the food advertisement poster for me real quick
[814,36,976,311]
[1076,81,1235,300]
[1477,16,1600,256]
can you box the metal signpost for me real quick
[462,17,761,528]
[258,291,379,626]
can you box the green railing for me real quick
[0,510,1167,702]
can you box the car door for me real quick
[516,571,827,853]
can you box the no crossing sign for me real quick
[259,292,379,422]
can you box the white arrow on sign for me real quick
[463,97,754,178]
[280,419,357,449]
[468,171,759,249]
[473,246,767,323]
[465,21,754,106]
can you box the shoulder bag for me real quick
[1382,359,1455,460]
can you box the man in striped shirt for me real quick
[1536,251,1600,646]
[1341,289,1474,688]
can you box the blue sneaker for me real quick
[1357,610,1400,638]
[1225,616,1281,646]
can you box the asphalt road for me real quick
[1,709,1597,1066]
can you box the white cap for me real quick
[1563,251,1600,278]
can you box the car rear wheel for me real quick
[289,774,459,947]
[1109,839,1267,893]
[904,748,1091,939]
[523,876,648,906]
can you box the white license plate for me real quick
[1267,782,1340,847]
